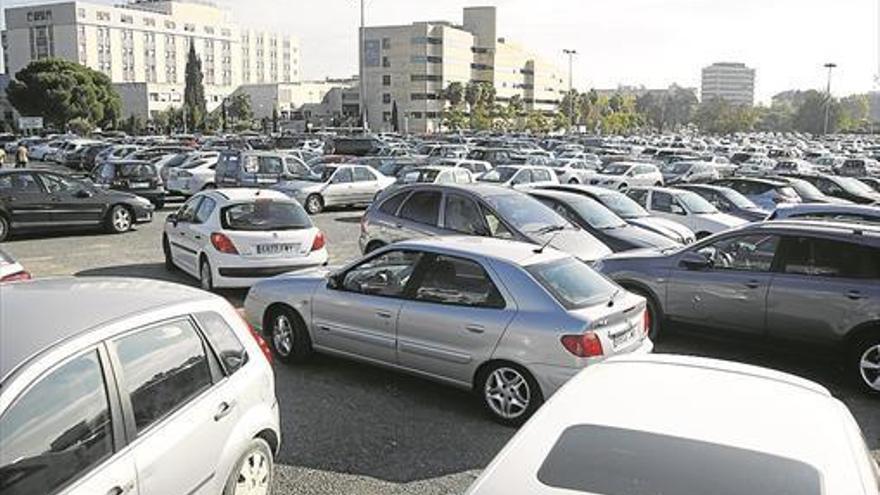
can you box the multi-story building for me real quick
[362,6,566,133]
[701,62,756,106]
[1,0,301,120]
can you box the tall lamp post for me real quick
[563,49,577,133]
[358,0,369,133]
[823,62,837,135]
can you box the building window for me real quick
[382,38,391,49]
[184,24,195,32]
[165,20,176,29]
[77,25,87,64]
[410,112,423,119]
[97,27,112,75]
[97,11,110,21]
[383,111,392,122]
[121,30,135,82]
[205,26,215,35]
[412,55,443,64]
[382,56,390,68]
[120,14,133,24]
[411,93,440,101]
[77,8,86,19]
[144,17,155,27]
[382,75,391,86]
[425,112,439,119]
[29,25,55,60]
[144,32,157,83]
[221,28,232,37]
[27,10,52,22]
[411,74,442,83]
[410,36,442,45]
[382,93,391,104]
[165,35,177,83]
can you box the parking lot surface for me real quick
[4,185,878,494]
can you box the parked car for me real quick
[396,166,474,188]
[28,140,64,160]
[95,144,142,167]
[0,277,280,495]
[164,189,328,289]
[767,203,880,225]
[772,159,816,176]
[767,175,852,204]
[0,169,154,241]
[675,183,769,222]
[0,248,30,283]
[478,165,559,190]
[245,237,652,425]
[273,163,394,214]
[795,174,880,205]
[468,147,515,166]
[596,220,880,394]
[359,183,612,262]
[542,184,697,244]
[90,160,167,208]
[839,158,880,177]
[626,186,747,238]
[859,176,880,192]
[165,155,220,196]
[78,143,114,171]
[736,156,777,176]
[528,189,681,252]
[660,160,720,184]
[214,150,293,189]
[589,162,663,190]
[432,158,494,177]
[712,177,803,210]
[546,159,596,184]
[468,354,880,494]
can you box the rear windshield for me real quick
[117,164,156,178]
[525,258,617,309]
[221,201,312,231]
[537,425,821,495]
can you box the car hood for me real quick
[602,247,668,261]
[603,224,682,250]
[734,207,770,222]
[627,216,695,242]
[531,228,612,262]
[698,212,748,228]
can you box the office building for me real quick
[1,0,301,120]
[701,62,755,106]
[362,6,566,133]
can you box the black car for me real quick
[0,169,154,241]
[79,143,114,171]
[794,174,880,205]
[528,189,681,252]
[90,160,167,208]
[675,184,768,222]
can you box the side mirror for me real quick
[680,251,711,270]
[327,272,341,290]
[167,213,179,225]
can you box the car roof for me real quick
[629,185,689,195]
[0,278,215,383]
[745,219,880,240]
[394,236,568,266]
[209,188,291,202]
[393,182,519,197]
[719,177,788,186]
[528,188,600,204]
[772,203,880,216]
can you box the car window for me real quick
[481,205,515,240]
[444,194,488,235]
[341,250,423,297]
[39,173,81,194]
[353,167,375,182]
[258,156,284,175]
[378,191,409,216]
[331,168,353,184]
[194,312,248,375]
[398,190,441,226]
[0,173,42,193]
[193,196,216,224]
[526,257,617,309]
[0,351,114,495]
[177,197,202,223]
[221,200,311,231]
[650,192,676,213]
[697,234,780,272]
[412,255,505,308]
[512,169,532,184]
[781,237,880,279]
[112,319,212,433]
[627,189,649,206]
[533,169,552,182]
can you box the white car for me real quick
[433,158,494,178]
[0,278,280,495]
[547,159,597,184]
[163,189,329,289]
[28,140,64,160]
[626,186,747,238]
[589,162,663,191]
[478,165,559,190]
[166,156,220,196]
[737,156,777,176]
[468,354,879,495]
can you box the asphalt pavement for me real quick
[3,179,878,494]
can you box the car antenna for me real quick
[533,229,562,254]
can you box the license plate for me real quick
[130,182,149,189]
[612,328,634,348]
[257,243,300,255]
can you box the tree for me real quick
[391,101,399,132]
[272,107,279,133]
[226,93,253,124]
[839,94,869,132]
[183,42,207,132]
[67,117,94,136]
[7,58,121,130]
[444,82,465,109]
[465,81,483,113]
[121,114,145,135]
[792,90,840,135]
[694,98,759,134]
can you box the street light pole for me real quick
[563,49,577,134]
[358,0,369,133]
[823,62,837,135]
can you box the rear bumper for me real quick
[210,250,329,288]
[218,263,324,278]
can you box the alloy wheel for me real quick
[859,344,880,392]
[233,450,270,495]
[484,367,531,420]
[272,315,294,357]
[113,208,132,231]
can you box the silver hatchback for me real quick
[245,237,652,425]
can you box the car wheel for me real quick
[568,178,579,184]
[266,306,313,363]
[851,330,880,395]
[163,235,175,271]
[222,437,274,495]
[364,241,386,254]
[305,194,324,214]
[202,183,216,190]
[618,183,628,191]
[199,258,214,292]
[0,214,10,242]
[477,362,543,426]
[629,288,663,341]
[105,205,133,233]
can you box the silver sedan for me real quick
[245,236,653,425]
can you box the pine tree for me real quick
[183,42,207,132]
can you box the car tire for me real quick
[568,178,579,184]
[0,214,10,242]
[851,330,880,395]
[199,258,214,292]
[222,437,274,495]
[266,306,314,364]
[364,241,386,254]
[655,181,663,186]
[618,183,628,191]
[163,235,175,271]
[629,287,663,341]
[477,362,543,427]
[305,194,324,214]
[105,205,133,234]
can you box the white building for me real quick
[701,62,756,106]
[362,6,566,133]
[1,0,301,120]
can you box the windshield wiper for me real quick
[532,224,567,236]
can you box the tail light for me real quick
[0,271,32,283]
[211,232,239,254]
[311,230,326,251]
[560,332,604,358]
[235,310,273,364]
[360,215,368,234]
[641,309,650,338]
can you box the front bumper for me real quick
[131,203,156,223]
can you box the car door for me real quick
[666,233,781,335]
[766,236,880,344]
[167,197,203,274]
[109,318,238,495]
[352,166,379,203]
[324,167,354,206]
[38,173,107,226]
[649,190,692,228]
[0,172,53,227]
[396,253,515,384]
[0,349,138,495]
[311,250,424,363]
[510,169,532,190]
[181,196,216,258]
[395,189,445,239]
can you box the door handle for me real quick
[846,290,864,301]
[394,223,403,229]
[214,401,236,421]
[465,324,485,334]
[376,310,393,319]
[193,234,202,241]
[179,231,187,237]
[744,280,761,289]
[106,481,134,495]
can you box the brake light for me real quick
[235,310,273,364]
[211,233,239,254]
[642,309,650,338]
[311,230,326,251]
[0,270,32,283]
[560,332,604,358]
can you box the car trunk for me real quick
[568,293,647,355]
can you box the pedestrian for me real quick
[15,144,28,169]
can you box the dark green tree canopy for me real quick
[184,43,207,131]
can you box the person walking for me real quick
[15,143,28,169]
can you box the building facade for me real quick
[701,62,755,106]
[2,0,301,120]
[362,6,566,133]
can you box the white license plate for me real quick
[130,182,150,189]
[612,328,634,348]
[257,243,300,255]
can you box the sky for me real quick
[1,0,877,104]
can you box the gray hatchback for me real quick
[595,220,880,394]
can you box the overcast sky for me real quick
[2,0,877,103]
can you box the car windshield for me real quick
[600,164,631,175]
[484,193,568,233]
[526,257,617,309]
[786,179,824,200]
[565,196,627,229]
[479,167,518,183]
[597,192,649,218]
[117,164,155,178]
[399,169,440,184]
[221,201,311,231]
[721,188,759,209]
[839,177,876,194]
[668,162,693,174]
[677,191,718,214]
[320,166,338,182]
